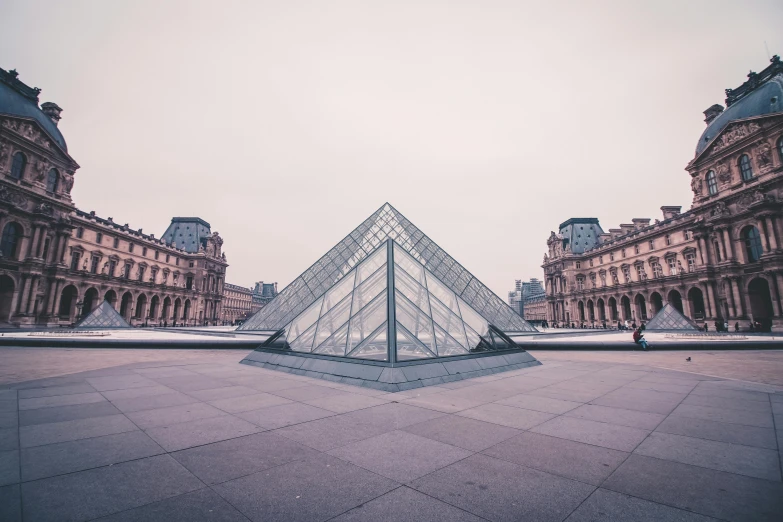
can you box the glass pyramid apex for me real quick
[240,203,536,334]
[645,304,699,331]
[75,300,132,329]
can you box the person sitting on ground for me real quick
[633,327,649,351]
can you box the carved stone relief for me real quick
[755,140,773,172]
[0,141,9,171]
[1,119,52,149]
[0,185,27,209]
[691,176,702,196]
[715,162,732,186]
[712,122,761,152]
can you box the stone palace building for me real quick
[543,55,783,330]
[0,67,228,326]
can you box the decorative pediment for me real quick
[1,118,54,150]
[710,121,760,153]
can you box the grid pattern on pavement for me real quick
[1,354,782,521]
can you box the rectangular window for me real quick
[76,227,84,239]
[634,244,640,255]
[649,240,654,250]
[129,243,135,253]
[96,232,103,244]
[611,270,620,285]
[175,258,180,266]
[686,253,696,272]
[123,264,132,279]
[652,262,663,278]
[113,237,119,248]
[186,276,193,290]
[635,264,647,280]
[714,242,722,262]
[598,255,603,264]
[189,261,194,268]
[667,258,677,275]
[576,277,584,290]
[166,254,170,263]
[109,259,117,277]
[589,259,593,267]
[684,230,693,241]
[154,251,159,260]
[142,247,147,256]
[70,252,81,270]
[622,267,632,283]
[665,235,671,246]
[575,261,581,269]
[90,256,99,274]
[609,252,614,261]
[621,248,626,258]
[151,268,158,283]
[138,267,145,281]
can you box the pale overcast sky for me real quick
[1,1,782,297]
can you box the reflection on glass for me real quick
[457,296,490,337]
[287,297,323,343]
[434,324,469,356]
[290,322,317,352]
[394,290,436,354]
[396,324,435,360]
[321,271,355,316]
[394,264,430,312]
[425,269,460,315]
[352,265,387,312]
[313,292,352,349]
[348,323,388,361]
[346,290,387,354]
[429,296,468,349]
[313,322,349,356]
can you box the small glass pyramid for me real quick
[240,203,535,335]
[644,304,699,331]
[262,238,524,361]
[75,300,132,329]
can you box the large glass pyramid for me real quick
[240,203,535,336]
[644,304,699,331]
[75,300,131,329]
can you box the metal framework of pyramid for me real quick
[75,300,132,329]
[240,204,540,391]
[644,304,699,331]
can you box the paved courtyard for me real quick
[1,348,782,521]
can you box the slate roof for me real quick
[161,217,212,253]
[0,67,67,151]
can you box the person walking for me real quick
[633,328,649,351]
[704,323,708,332]
[735,322,740,332]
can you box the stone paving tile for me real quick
[126,402,228,429]
[331,485,484,522]
[457,403,556,430]
[671,403,774,428]
[528,385,613,403]
[21,430,165,481]
[132,367,201,378]
[229,375,311,392]
[86,374,159,392]
[154,376,235,393]
[0,410,18,429]
[18,400,122,426]
[18,391,107,411]
[531,415,650,452]
[591,393,685,415]
[20,414,138,448]
[0,427,17,451]
[482,431,629,486]
[693,383,775,402]
[0,449,20,486]
[564,403,666,430]
[339,402,447,431]
[237,403,336,430]
[171,432,320,485]
[329,430,472,483]
[442,382,525,402]
[0,483,21,522]
[634,431,781,482]
[18,382,97,399]
[95,487,250,521]
[682,393,773,413]
[624,380,697,394]
[409,453,595,522]
[656,415,779,449]
[603,455,783,522]
[401,393,488,413]
[185,385,261,402]
[208,393,293,414]
[274,415,389,452]
[564,488,720,522]
[213,453,398,522]
[144,414,261,452]
[303,392,391,413]
[496,393,582,414]
[101,385,179,401]
[109,392,200,413]
[270,384,354,402]
[21,454,203,522]
[402,414,521,452]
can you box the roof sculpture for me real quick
[644,304,699,331]
[75,300,131,329]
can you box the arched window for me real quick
[739,154,753,181]
[742,226,764,263]
[0,223,22,260]
[10,152,26,180]
[46,168,59,193]
[706,170,718,195]
[778,136,783,162]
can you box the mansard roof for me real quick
[0,67,67,151]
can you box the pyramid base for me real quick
[239,349,541,392]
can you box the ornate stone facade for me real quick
[222,283,252,325]
[543,56,783,330]
[0,67,227,326]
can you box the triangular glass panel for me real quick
[428,294,469,349]
[75,300,131,329]
[347,290,387,353]
[433,323,469,356]
[313,292,353,348]
[464,324,489,353]
[347,322,388,361]
[321,271,355,317]
[352,263,387,312]
[394,263,430,313]
[289,321,317,352]
[457,296,490,337]
[286,297,323,343]
[393,242,426,285]
[357,242,387,284]
[394,290,436,354]
[645,304,699,331]
[425,269,460,316]
[313,322,349,356]
[396,323,436,360]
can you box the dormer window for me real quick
[706,170,718,195]
[575,261,581,269]
[10,152,26,180]
[739,154,753,181]
[46,168,59,192]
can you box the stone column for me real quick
[722,228,735,261]
[766,274,781,317]
[765,216,778,251]
[732,277,745,317]
[52,283,64,319]
[716,233,727,262]
[697,236,708,265]
[701,283,713,318]
[44,279,57,317]
[58,233,68,264]
[25,276,39,315]
[15,275,28,314]
[757,219,770,253]
[18,275,34,315]
[27,226,40,259]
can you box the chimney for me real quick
[703,104,724,125]
[608,228,622,239]
[632,218,651,230]
[661,206,682,220]
[41,102,62,126]
[619,224,635,235]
